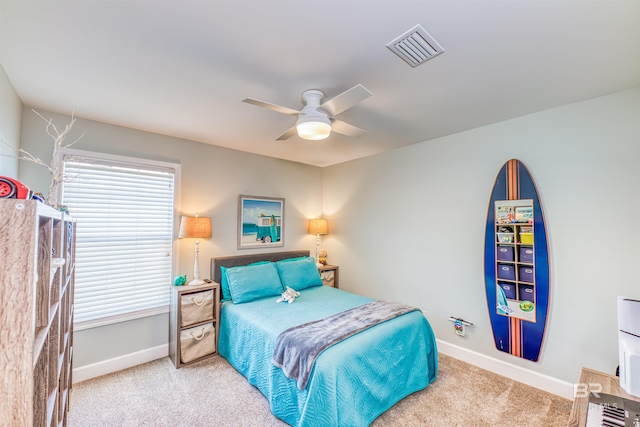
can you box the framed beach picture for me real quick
[237,195,285,249]
[515,205,533,223]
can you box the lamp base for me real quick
[188,278,206,286]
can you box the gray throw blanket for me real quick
[272,300,419,390]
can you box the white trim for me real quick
[62,147,180,173]
[72,344,169,384]
[70,337,573,397]
[437,339,574,400]
[74,305,170,331]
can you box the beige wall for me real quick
[0,63,22,177]
[322,87,640,385]
[19,108,323,367]
[16,88,640,387]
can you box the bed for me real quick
[211,251,438,427]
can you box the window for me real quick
[62,150,178,328]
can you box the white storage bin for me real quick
[496,232,514,243]
[180,323,216,363]
[180,289,214,327]
[320,270,335,287]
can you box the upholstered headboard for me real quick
[210,250,310,284]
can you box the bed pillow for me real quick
[220,261,271,301]
[276,256,307,263]
[275,256,323,291]
[226,262,284,304]
[220,266,231,301]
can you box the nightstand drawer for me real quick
[180,290,214,327]
[180,323,216,363]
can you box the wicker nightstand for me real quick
[169,282,220,368]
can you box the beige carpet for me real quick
[68,353,571,426]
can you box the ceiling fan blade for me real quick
[321,84,372,116]
[276,126,298,141]
[330,119,367,138]
[242,98,301,116]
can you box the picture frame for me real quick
[237,195,285,249]
[515,206,533,223]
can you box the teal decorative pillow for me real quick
[275,257,323,291]
[226,262,284,304]
[276,256,307,263]
[220,266,231,301]
[220,260,271,301]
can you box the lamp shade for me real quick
[178,216,212,239]
[308,218,328,235]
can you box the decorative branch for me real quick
[0,109,84,206]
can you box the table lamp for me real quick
[178,214,212,286]
[308,218,328,267]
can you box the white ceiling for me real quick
[1,1,639,167]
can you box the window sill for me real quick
[74,305,170,331]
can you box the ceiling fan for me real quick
[242,84,372,141]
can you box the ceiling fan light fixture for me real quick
[296,115,331,140]
[243,84,371,141]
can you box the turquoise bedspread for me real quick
[218,286,438,427]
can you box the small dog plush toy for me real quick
[276,286,301,304]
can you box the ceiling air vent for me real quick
[386,24,445,68]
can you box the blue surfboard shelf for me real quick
[484,159,550,362]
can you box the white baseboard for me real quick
[72,344,169,384]
[71,339,573,399]
[437,339,574,400]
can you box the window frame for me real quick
[61,148,181,331]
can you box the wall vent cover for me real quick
[386,24,445,68]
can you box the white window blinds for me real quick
[62,154,176,326]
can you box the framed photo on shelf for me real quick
[515,206,533,223]
[237,195,285,249]
[495,205,514,224]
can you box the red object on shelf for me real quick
[0,176,33,199]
